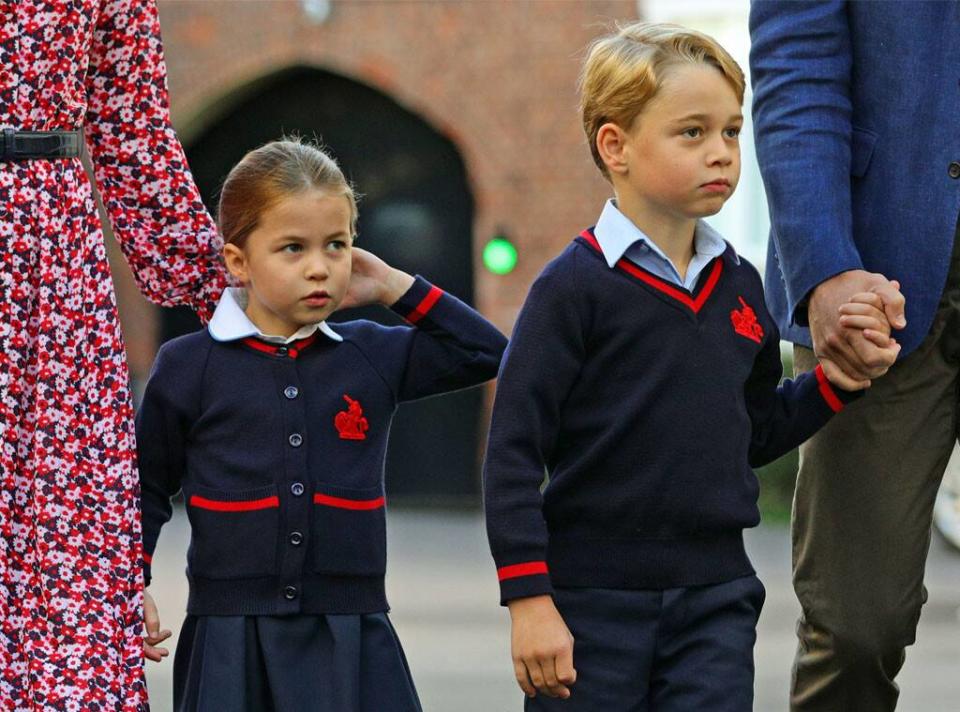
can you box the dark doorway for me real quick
[168,66,479,503]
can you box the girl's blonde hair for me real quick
[218,137,358,247]
[579,22,745,178]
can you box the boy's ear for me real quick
[223,243,249,285]
[596,122,630,176]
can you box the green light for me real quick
[483,237,518,275]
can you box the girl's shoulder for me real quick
[154,329,214,371]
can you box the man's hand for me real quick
[143,589,172,663]
[507,595,576,699]
[809,271,905,387]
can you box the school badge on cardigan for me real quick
[730,297,764,343]
[335,394,369,440]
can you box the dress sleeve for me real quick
[83,0,227,323]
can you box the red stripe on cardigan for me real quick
[405,286,444,324]
[241,334,318,359]
[188,495,281,512]
[313,493,386,510]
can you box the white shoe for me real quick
[933,485,960,552]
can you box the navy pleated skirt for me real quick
[172,613,423,712]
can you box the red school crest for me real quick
[730,296,764,343]
[334,394,369,440]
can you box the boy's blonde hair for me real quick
[218,136,358,248]
[579,22,745,177]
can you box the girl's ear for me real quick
[223,243,249,285]
[596,122,630,176]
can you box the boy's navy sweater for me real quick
[483,231,859,604]
[137,277,506,615]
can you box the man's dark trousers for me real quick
[791,230,960,711]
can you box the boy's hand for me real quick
[838,291,893,344]
[339,247,414,310]
[507,595,576,699]
[143,589,172,663]
[823,291,902,391]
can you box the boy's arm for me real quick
[745,319,861,468]
[483,254,585,604]
[135,340,200,585]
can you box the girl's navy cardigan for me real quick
[484,232,861,604]
[137,277,506,615]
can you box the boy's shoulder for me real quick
[532,231,607,288]
[721,244,764,287]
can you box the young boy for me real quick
[482,22,902,710]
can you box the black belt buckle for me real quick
[1,129,13,161]
[1,129,80,161]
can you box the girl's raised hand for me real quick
[339,247,414,310]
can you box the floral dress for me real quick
[0,0,226,708]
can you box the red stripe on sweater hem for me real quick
[405,286,444,324]
[497,561,549,581]
[188,495,281,512]
[814,364,845,413]
[313,493,386,510]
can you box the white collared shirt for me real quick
[592,199,737,291]
[207,288,343,344]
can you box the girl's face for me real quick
[224,189,353,337]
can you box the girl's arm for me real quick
[344,248,508,402]
[135,337,204,585]
[84,0,227,322]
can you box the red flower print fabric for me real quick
[0,0,226,708]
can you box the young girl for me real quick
[135,138,507,711]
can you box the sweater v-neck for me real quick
[577,229,724,316]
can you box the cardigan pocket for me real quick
[310,483,387,576]
[184,484,280,579]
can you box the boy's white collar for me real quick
[592,199,739,268]
[207,288,343,344]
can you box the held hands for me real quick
[338,247,414,311]
[809,271,905,391]
[507,595,577,699]
[143,589,172,663]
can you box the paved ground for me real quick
[145,508,960,711]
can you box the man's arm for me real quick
[750,0,859,318]
[750,0,903,381]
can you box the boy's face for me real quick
[224,189,353,337]
[612,63,742,223]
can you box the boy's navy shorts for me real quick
[527,575,765,712]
